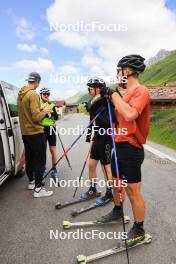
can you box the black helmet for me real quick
[87,77,106,89]
[118,55,146,74]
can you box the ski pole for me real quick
[57,131,72,170]
[73,142,93,198]
[107,100,130,264]
[35,106,105,191]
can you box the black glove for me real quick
[100,86,116,97]
[82,102,89,112]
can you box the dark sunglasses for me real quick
[42,92,50,96]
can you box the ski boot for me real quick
[80,187,101,201]
[51,168,60,186]
[125,223,145,247]
[43,170,47,178]
[97,206,123,223]
[51,169,60,178]
[95,189,113,206]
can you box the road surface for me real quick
[0,113,176,264]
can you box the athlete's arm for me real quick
[30,92,50,122]
[111,93,139,122]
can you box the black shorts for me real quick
[90,136,112,165]
[44,126,57,147]
[111,142,144,183]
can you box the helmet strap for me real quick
[94,87,97,96]
[121,68,138,88]
[121,68,126,88]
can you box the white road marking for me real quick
[144,144,176,163]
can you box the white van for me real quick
[0,80,25,185]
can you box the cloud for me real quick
[81,54,103,67]
[15,57,54,73]
[58,65,79,75]
[81,52,106,76]
[46,0,176,76]
[16,17,35,41]
[49,31,88,49]
[17,43,49,55]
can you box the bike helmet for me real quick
[87,77,106,89]
[118,55,146,75]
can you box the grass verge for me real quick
[149,107,176,150]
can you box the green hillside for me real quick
[140,51,176,85]
[66,91,90,104]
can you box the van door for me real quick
[0,83,15,184]
[1,81,25,176]
[0,122,5,176]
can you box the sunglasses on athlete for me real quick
[42,92,50,96]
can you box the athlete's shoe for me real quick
[43,170,47,178]
[27,180,35,190]
[97,206,123,223]
[125,223,145,247]
[80,188,101,201]
[33,187,53,198]
[51,170,60,178]
[95,189,113,206]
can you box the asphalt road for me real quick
[0,113,176,264]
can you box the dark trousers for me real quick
[22,133,46,187]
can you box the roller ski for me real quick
[63,215,130,229]
[55,187,101,210]
[77,233,152,263]
[71,196,112,217]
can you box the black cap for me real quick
[25,72,41,82]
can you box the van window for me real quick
[4,86,18,117]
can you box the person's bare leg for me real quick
[49,146,60,177]
[101,164,113,181]
[112,184,126,205]
[89,158,99,181]
[101,163,126,205]
[49,146,58,166]
[79,158,100,200]
[126,182,145,222]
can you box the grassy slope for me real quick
[66,91,90,104]
[149,107,176,149]
[140,51,176,85]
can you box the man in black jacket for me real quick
[80,78,115,206]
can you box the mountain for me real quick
[140,50,176,85]
[146,49,176,66]
[66,91,90,104]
